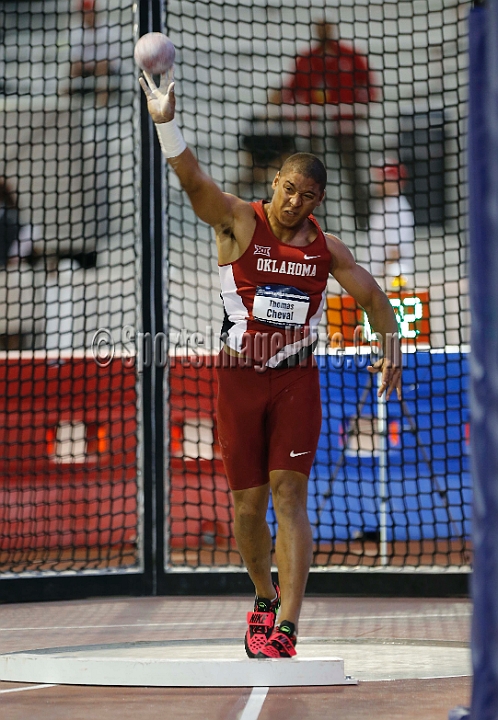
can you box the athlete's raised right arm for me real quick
[139,72,236,230]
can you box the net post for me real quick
[137,0,167,594]
[376,372,388,566]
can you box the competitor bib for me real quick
[252,284,310,327]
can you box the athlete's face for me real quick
[270,171,324,227]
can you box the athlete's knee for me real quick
[232,485,269,524]
[234,502,265,526]
[270,471,308,518]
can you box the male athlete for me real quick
[140,72,402,658]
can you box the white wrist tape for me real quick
[155,119,187,158]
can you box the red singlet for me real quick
[216,202,332,491]
[219,200,331,368]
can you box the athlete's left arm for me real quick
[326,233,402,401]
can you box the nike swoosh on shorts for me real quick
[289,450,311,457]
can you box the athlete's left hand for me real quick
[139,67,176,124]
[368,358,402,401]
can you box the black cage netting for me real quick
[165,0,471,572]
[0,0,141,574]
[0,0,471,579]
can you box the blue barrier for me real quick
[268,352,471,543]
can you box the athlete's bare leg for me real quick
[231,483,275,601]
[269,469,312,633]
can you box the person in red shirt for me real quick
[270,19,380,230]
[278,20,376,107]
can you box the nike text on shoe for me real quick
[244,584,281,658]
[256,622,297,659]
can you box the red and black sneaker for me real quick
[256,621,297,659]
[244,584,281,658]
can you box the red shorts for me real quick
[216,351,322,491]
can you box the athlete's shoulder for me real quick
[216,194,258,264]
[248,198,271,220]
[229,194,257,219]
[215,193,255,232]
[324,231,342,245]
[324,232,356,271]
[323,231,342,254]
[220,192,254,213]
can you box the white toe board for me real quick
[0,650,356,687]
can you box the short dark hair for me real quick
[280,153,327,193]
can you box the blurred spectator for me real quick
[59,0,121,268]
[244,18,379,229]
[368,161,415,288]
[0,179,21,268]
[67,0,120,107]
[272,19,377,109]
[0,179,42,350]
[0,178,41,268]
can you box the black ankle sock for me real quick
[255,597,272,611]
[255,585,278,611]
[277,620,296,637]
